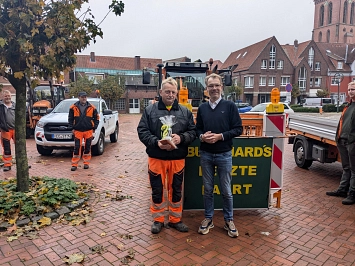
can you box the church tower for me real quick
[313,0,355,43]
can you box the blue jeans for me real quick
[200,150,233,221]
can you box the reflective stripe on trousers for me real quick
[148,157,185,223]
[72,130,93,167]
[1,129,14,167]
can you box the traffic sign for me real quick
[285,83,292,92]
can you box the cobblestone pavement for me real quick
[0,114,355,266]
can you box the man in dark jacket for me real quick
[137,77,196,234]
[196,73,243,238]
[68,92,99,171]
[326,81,355,205]
[0,90,15,171]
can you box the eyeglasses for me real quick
[207,84,221,89]
[348,88,355,91]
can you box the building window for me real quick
[298,67,307,91]
[244,76,254,88]
[236,53,241,59]
[268,76,276,86]
[86,73,104,84]
[320,5,324,26]
[332,77,341,85]
[337,62,343,69]
[261,60,267,69]
[351,2,355,25]
[344,1,348,24]
[315,62,321,71]
[114,98,126,110]
[318,32,322,42]
[328,2,332,24]
[310,77,322,87]
[143,98,152,108]
[277,60,284,69]
[259,76,266,86]
[327,30,330,42]
[233,78,238,85]
[281,76,290,86]
[308,47,314,70]
[269,45,276,69]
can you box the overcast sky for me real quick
[79,0,315,63]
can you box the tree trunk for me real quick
[11,77,29,192]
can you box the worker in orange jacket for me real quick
[68,92,99,171]
[0,90,15,172]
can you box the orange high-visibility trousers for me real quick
[148,157,185,223]
[72,130,93,167]
[1,129,15,167]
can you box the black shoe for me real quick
[168,221,189,232]
[83,165,89,169]
[3,166,11,172]
[71,166,77,171]
[151,221,163,234]
[326,190,348,198]
[342,192,355,205]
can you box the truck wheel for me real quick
[36,144,53,156]
[294,140,313,169]
[92,132,105,156]
[26,128,33,139]
[110,124,119,143]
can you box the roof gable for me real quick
[221,37,274,71]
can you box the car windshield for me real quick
[250,104,266,112]
[52,100,99,113]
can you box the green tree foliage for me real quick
[291,84,301,102]
[225,82,243,102]
[69,76,94,98]
[316,88,329,98]
[0,0,124,192]
[96,75,125,109]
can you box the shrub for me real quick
[322,104,345,112]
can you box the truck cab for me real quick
[34,97,119,156]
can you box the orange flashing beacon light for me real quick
[266,87,284,113]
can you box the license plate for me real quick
[52,133,72,139]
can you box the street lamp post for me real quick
[334,73,344,113]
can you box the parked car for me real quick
[235,102,252,113]
[35,98,119,156]
[247,102,294,125]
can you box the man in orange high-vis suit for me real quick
[68,92,99,171]
[137,77,196,234]
[0,90,15,172]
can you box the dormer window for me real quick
[337,62,343,69]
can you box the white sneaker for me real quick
[224,220,239,238]
[198,218,214,235]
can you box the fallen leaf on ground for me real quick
[62,253,85,264]
[38,217,51,226]
[260,231,271,236]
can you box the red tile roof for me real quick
[221,37,274,71]
[75,54,162,70]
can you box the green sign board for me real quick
[184,138,273,210]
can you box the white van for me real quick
[302,98,333,108]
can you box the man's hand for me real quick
[171,134,181,146]
[158,140,173,151]
[201,131,222,144]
